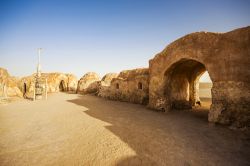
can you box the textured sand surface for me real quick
[0,93,249,166]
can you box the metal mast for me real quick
[34,48,44,100]
[37,48,42,77]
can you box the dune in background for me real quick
[199,82,212,98]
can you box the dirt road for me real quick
[0,93,249,166]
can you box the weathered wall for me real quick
[0,68,22,98]
[99,68,149,105]
[66,74,78,92]
[44,73,78,93]
[97,73,118,98]
[18,73,78,96]
[148,26,250,127]
[1,26,249,127]
[77,72,100,94]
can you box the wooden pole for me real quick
[3,83,7,98]
[33,83,36,101]
[45,78,48,100]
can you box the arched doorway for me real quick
[59,80,66,92]
[138,82,143,90]
[116,83,119,90]
[148,27,250,126]
[164,59,213,111]
[198,71,212,109]
[23,83,27,97]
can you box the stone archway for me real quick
[198,72,212,108]
[59,80,66,92]
[148,27,250,127]
[163,58,209,110]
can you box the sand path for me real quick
[0,93,249,166]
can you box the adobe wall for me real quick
[77,72,100,94]
[19,73,78,97]
[148,26,250,127]
[99,68,149,105]
[0,68,22,98]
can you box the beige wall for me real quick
[98,69,149,105]
[148,27,250,127]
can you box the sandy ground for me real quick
[0,93,249,166]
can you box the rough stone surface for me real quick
[97,73,118,98]
[77,72,100,94]
[18,73,78,97]
[101,73,118,86]
[44,73,78,93]
[148,26,250,127]
[1,26,249,127]
[66,74,78,92]
[99,68,149,105]
[0,68,22,98]
[89,26,249,127]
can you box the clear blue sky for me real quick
[0,0,249,81]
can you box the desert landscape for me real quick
[1,1,250,165]
[1,25,250,165]
[1,92,249,166]
[1,26,250,166]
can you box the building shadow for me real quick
[67,95,250,165]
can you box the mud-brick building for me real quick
[97,26,250,127]
[99,68,149,105]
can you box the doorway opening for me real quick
[23,83,27,97]
[59,80,66,92]
[164,59,213,112]
[116,83,119,89]
[138,82,143,90]
[198,71,212,110]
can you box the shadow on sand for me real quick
[67,95,250,165]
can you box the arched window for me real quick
[116,83,119,89]
[138,82,143,90]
